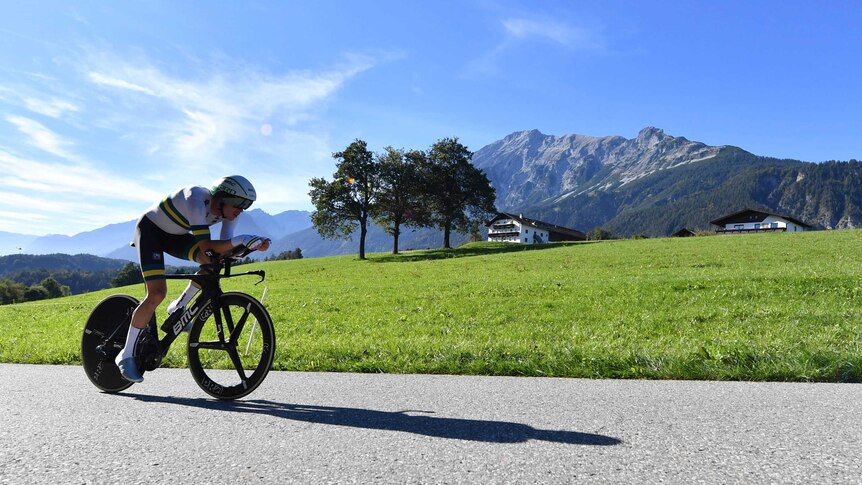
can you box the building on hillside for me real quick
[672,228,696,237]
[486,212,586,243]
[710,208,812,234]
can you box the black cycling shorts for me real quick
[134,215,202,281]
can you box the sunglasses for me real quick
[222,197,253,210]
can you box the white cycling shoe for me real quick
[115,356,144,383]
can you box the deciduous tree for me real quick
[309,139,379,259]
[374,147,428,254]
[420,138,496,248]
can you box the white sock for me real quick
[168,283,200,314]
[116,325,143,363]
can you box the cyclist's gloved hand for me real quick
[231,234,269,250]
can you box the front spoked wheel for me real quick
[187,292,275,400]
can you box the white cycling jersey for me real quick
[143,186,237,242]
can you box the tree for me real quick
[112,262,144,287]
[0,279,25,305]
[23,285,49,302]
[420,138,496,248]
[39,277,70,298]
[265,248,303,261]
[587,227,615,240]
[373,147,429,254]
[309,139,380,260]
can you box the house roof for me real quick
[672,228,696,237]
[486,212,586,239]
[709,208,813,228]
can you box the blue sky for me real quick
[1,0,860,236]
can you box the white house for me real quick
[710,208,812,234]
[486,212,586,243]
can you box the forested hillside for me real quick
[528,156,862,237]
[0,253,128,275]
[0,254,131,302]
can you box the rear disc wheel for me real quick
[81,295,141,393]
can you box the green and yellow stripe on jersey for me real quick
[190,225,210,242]
[159,196,191,230]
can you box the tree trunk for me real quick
[443,223,451,249]
[392,224,400,254]
[359,221,367,260]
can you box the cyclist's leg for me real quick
[167,280,200,315]
[115,217,168,382]
[165,239,206,318]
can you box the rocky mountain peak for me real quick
[636,126,667,148]
[472,127,724,210]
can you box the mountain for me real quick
[473,127,724,210]
[0,231,38,255]
[21,220,138,257]
[474,127,862,236]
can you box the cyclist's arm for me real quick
[198,239,237,257]
[220,218,237,240]
[197,235,270,258]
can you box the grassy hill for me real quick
[2,230,861,382]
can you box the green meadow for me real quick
[2,229,862,382]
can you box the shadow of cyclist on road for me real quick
[123,394,621,446]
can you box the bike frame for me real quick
[143,255,265,367]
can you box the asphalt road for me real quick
[1,363,861,484]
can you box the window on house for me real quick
[734,224,744,230]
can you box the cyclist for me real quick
[115,175,271,383]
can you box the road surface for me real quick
[1,364,860,483]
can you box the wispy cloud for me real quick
[5,116,73,158]
[501,18,579,45]
[84,52,376,164]
[23,97,80,118]
[465,17,605,77]
[0,44,378,235]
[0,150,161,202]
[0,149,162,234]
[88,72,155,95]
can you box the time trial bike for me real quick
[81,245,275,400]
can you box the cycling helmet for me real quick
[211,175,256,210]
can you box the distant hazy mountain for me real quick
[2,209,313,263]
[22,220,138,257]
[0,231,38,255]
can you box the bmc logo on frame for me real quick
[173,305,201,335]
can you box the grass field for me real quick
[2,229,861,382]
